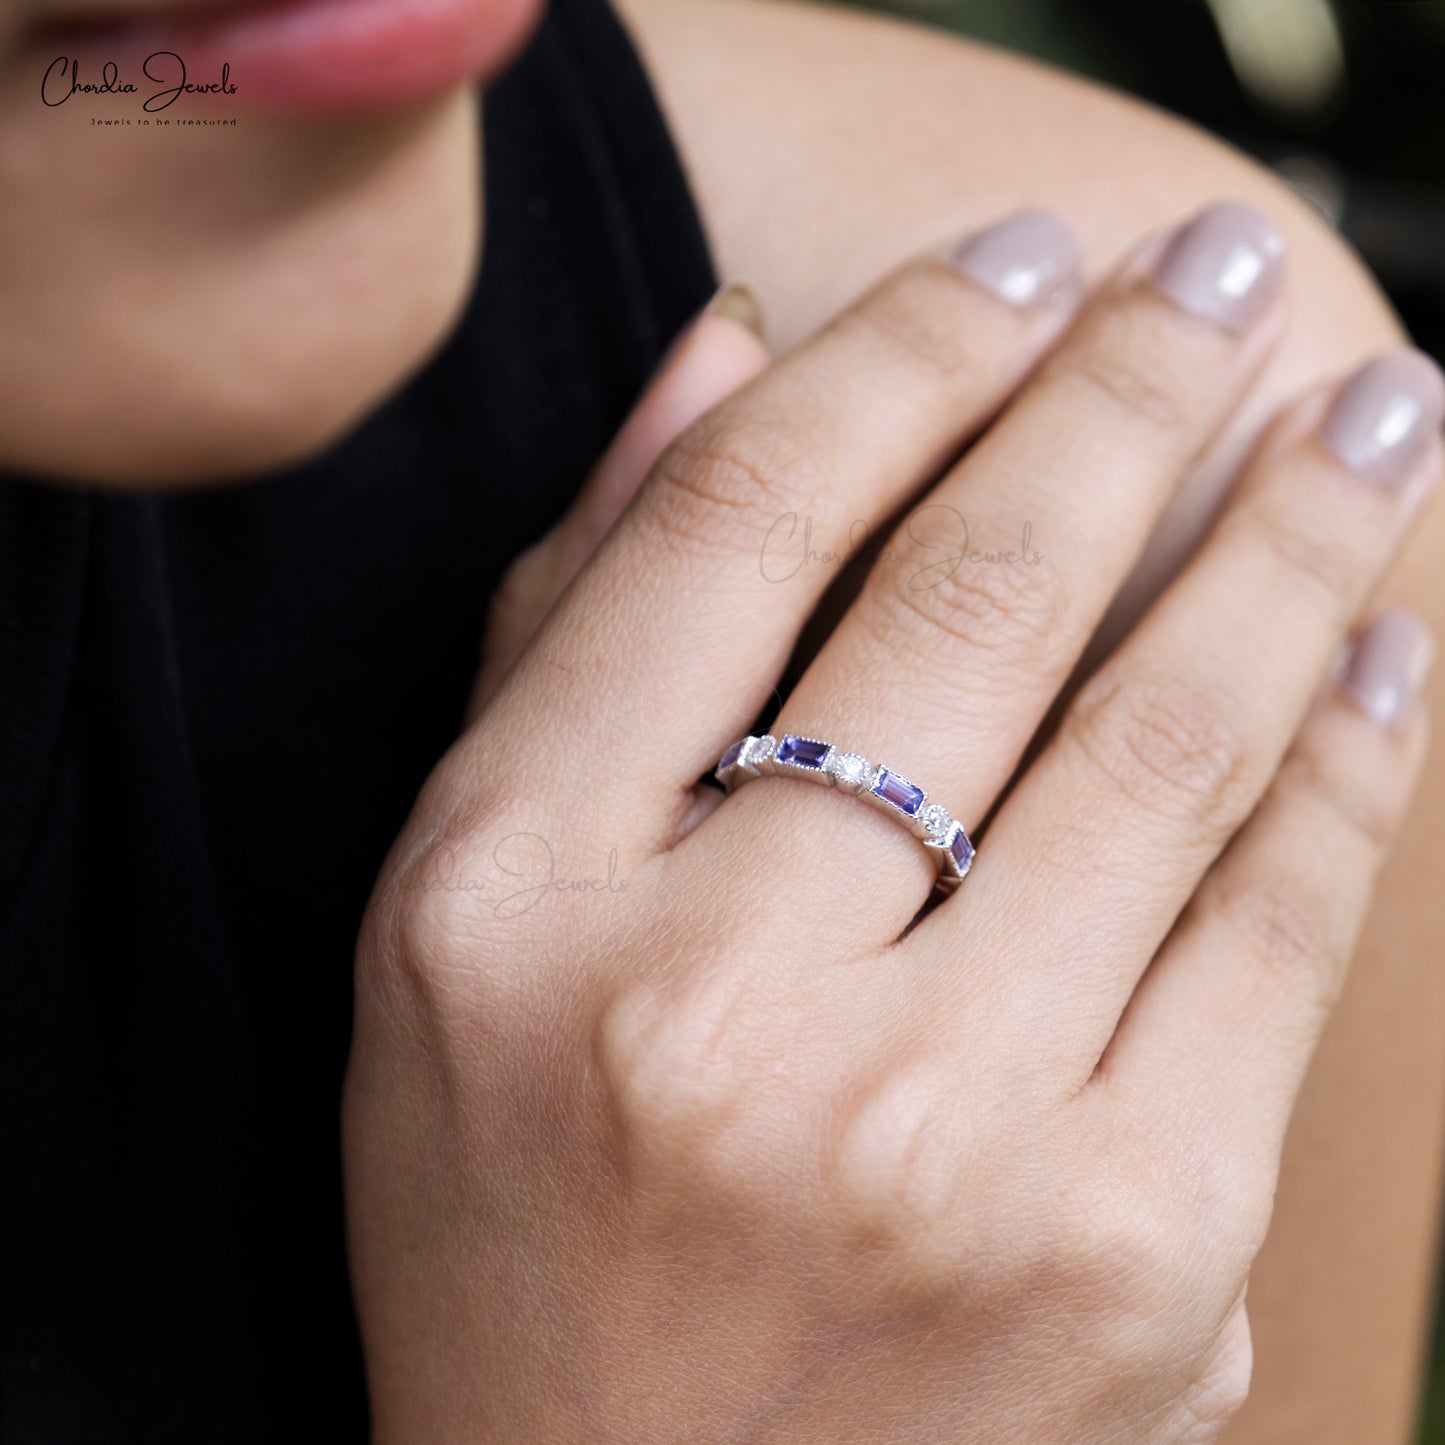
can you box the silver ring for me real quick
[715,733,975,893]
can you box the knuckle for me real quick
[867,524,1071,672]
[1163,1126,1276,1269]
[1044,1169,1238,1386]
[1065,668,1251,841]
[1030,1182,1203,1384]
[1175,1309,1255,1439]
[1278,742,1400,856]
[1051,1178,1181,1305]
[1044,1121,1249,1317]
[646,410,825,557]
[1065,339,1189,434]
[824,1067,1023,1315]
[359,827,489,1022]
[1240,495,1359,609]
[594,971,807,1195]
[839,262,989,388]
[359,785,586,1028]
[1210,863,1348,1025]
[827,1065,963,1245]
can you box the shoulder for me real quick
[616,0,1396,357]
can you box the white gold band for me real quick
[715,733,975,892]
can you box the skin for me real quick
[3,0,1441,1435]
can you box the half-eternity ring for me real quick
[715,733,976,893]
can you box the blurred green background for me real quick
[821,0,1445,1436]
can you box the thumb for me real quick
[469,284,770,718]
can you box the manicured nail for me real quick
[1339,609,1435,727]
[706,283,768,346]
[656,283,767,373]
[1320,348,1445,484]
[951,209,1080,308]
[1151,200,1285,330]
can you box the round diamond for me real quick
[743,734,777,768]
[826,750,870,787]
[920,804,953,841]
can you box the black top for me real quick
[0,1,715,1436]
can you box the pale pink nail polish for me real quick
[1320,348,1445,484]
[1339,609,1435,727]
[951,209,1080,308]
[1151,200,1286,330]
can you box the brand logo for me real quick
[43,52,237,112]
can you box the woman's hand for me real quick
[343,202,1441,1443]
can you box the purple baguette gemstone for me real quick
[949,829,975,873]
[873,768,925,815]
[719,741,745,771]
[778,735,830,768]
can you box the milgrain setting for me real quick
[715,733,976,892]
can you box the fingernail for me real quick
[951,209,1080,308]
[1339,608,1435,727]
[706,282,768,346]
[656,283,767,374]
[1151,200,1286,330]
[1320,348,1445,484]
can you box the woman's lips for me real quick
[53,0,542,114]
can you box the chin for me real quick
[0,86,484,488]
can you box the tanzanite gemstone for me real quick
[873,768,925,816]
[949,828,975,874]
[718,740,745,772]
[777,735,830,769]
